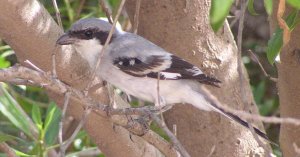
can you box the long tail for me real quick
[187,91,277,146]
[210,102,278,146]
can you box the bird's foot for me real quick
[150,104,174,114]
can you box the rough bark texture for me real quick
[0,1,160,157]
[125,0,267,156]
[271,4,300,157]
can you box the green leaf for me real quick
[248,0,259,16]
[287,0,300,9]
[32,104,43,130]
[0,133,33,149]
[14,149,31,157]
[0,56,10,68]
[0,84,37,139]
[0,134,16,142]
[150,122,170,141]
[264,0,273,15]
[259,99,277,116]
[253,81,266,104]
[28,142,42,156]
[210,0,234,32]
[267,10,299,64]
[64,0,75,23]
[0,50,12,68]
[43,102,61,146]
[267,30,283,64]
[0,45,11,52]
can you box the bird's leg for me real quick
[154,96,173,113]
[154,95,165,108]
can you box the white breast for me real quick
[74,38,103,67]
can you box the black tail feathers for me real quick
[211,103,278,146]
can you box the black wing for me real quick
[113,55,221,87]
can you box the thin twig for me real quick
[75,0,86,20]
[59,92,71,157]
[61,108,92,154]
[206,145,216,157]
[150,112,190,157]
[133,0,142,34]
[24,60,44,73]
[229,10,241,28]
[99,0,113,24]
[293,143,300,157]
[156,72,161,107]
[51,0,63,78]
[236,0,270,152]
[51,51,57,78]
[84,0,126,92]
[199,85,300,124]
[248,50,278,82]
[173,124,177,137]
[7,78,36,86]
[51,0,63,29]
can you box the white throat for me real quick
[74,38,103,68]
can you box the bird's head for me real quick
[56,18,121,66]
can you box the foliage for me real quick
[209,0,300,156]
[210,0,234,32]
[248,0,259,16]
[210,0,300,65]
[267,10,299,64]
[287,0,300,9]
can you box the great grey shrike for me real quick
[56,18,271,143]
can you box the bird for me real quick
[56,18,272,144]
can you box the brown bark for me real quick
[271,3,300,157]
[125,0,267,156]
[0,143,17,157]
[0,1,160,157]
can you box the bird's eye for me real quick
[84,30,93,38]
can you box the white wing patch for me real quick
[186,66,203,76]
[130,55,172,75]
[160,72,181,79]
[129,59,135,65]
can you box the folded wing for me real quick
[113,55,221,87]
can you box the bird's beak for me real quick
[56,33,76,45]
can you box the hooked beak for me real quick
[56,33,76,45]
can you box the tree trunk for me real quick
[0,1,161,156]
[271,4,300,157]
[125,0,267,156]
